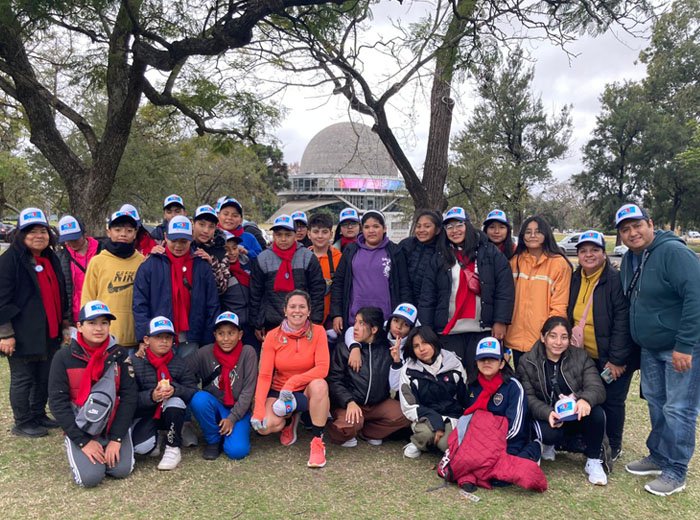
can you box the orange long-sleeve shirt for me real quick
[252,324,330,420]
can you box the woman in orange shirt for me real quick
[251,290,330,468]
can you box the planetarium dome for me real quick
[300,122,398,177]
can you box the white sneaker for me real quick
[585,458,608,486]
[181,422,199,447]
[541,444,556,461]
[403,442,422,459]
[157,446,182,471]
[341,437,358,448]
[366,438,383,446]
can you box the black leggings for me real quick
[534,404,606,459]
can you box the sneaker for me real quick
[202,443,221,460]
[611,446,622,462]
[341,437,358,448]
[585,458,608,486]
[34,415,60,429]
[403,442,422,459]
[307,436,327,468]
[157,446,182,470]
[280,413,301,447]
[181,421,199,447]
[541,444,556,461]
[644,475,686,496]
[534,439,544,466]
[626,455,662,476]
[366,438,383,446]
[11,422,48,438]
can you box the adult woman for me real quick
[327,307,410,447]
[516,317,608,486]
[567,230,635,461]
[419,207,514,379]
[0,208,69,437]
[331,210,411,334]
[333,207,361,252]
[399,209,442,304]
[251,290,330,468]
[506,215,572,367]
[482,209,515,259]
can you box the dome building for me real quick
[272,122,410,241]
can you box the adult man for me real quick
[616,203,700,496]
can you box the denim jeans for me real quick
[641,346,700,481]
[190,391,251,460]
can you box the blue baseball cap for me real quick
[389,303,419,327]
[18,208,49,230]
[166,216,193,241]
[57,215,83,243]
[339,207,361,224]
[615,203,648,228]
[475,336,503,360]
[291,211,308,225]
[215,311,241,329]
[271,214,295,232]
[194,204,218,223]
[149,316,175,336]
[576,230,606,249]
[443,207,468,223]
[163,194,185,209]
[79,300,117,322]
[216,197,243,215]
[484,209,508,225]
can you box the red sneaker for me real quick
[280,412,300,446]
[307,436,326,468]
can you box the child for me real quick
[150,194,187,242]
[307,213,342,332]
[292,211,312,247]
[131,316,198,470]
[332,207,361,252]
[216,197,262,260]
[48,301,137,487]
[399,326,468,458]
[188,312,258,460]
[191,204,230,295]
[81,209,144,349]
[465,337,540,462]
[120,204,156,256]
[482,209,514,259]
[221,231,251,324]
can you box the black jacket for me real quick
[516,340,606,422]
[418,233,514,333]
[131,354,198,417]
[567,264,638,369]
[220,276,250,327]
[0,242,69,357]
[249,243,326,329]
[398,236,438,304]
[329,240,412,324]
[328,337,393,408]
[48,339,137,447]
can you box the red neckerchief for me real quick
[217,223,244,237]
[75,332,110,406]
[34,256,62,339]
[340,236,356,250]
[145,348,174,418]
[228,260,250,287]
[442,250,477,334]
[272,243,296,292]
[464,372,504,416]
[213,341,244,406]
[165,248,193,336]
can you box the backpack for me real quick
[74,362,117,436]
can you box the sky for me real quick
[270,4,652,183]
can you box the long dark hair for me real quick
[413,209,443,243]
[11,224,57,254]
[355,306,385,343]
[540,316,572,338]
[513,215,571,274]
[483,218,514,259]
[436,219,482,269]
[404,326,442,364]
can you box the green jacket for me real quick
[621,230,700,354]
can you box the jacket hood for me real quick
[648,230,685,251]
[357,234,389,251]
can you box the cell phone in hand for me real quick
[600,367,614,384]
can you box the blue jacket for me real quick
[621,230,700,354]
[235,229,262,261]
[133,253,220,345]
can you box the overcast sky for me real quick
[271,5,651,183]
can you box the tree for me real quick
[448,49,572,229]
[254,1,652,212]
[0,0,340,232]
[528,181,592,231]
[573,81,650,229]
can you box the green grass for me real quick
[0,364,698,519]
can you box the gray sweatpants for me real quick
[65,432,134,487]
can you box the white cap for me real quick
[615,203,647,228]
[216,197,243,214]
[119,204,141,224]
[194,204,218,222]
[166,216,193,240]
[576,230,605,249]
[215,311,241,328]
[291,211,308,225]
[109,210,138,227]
[163,194,185,209]
[270,214,295,232]
[443,207,468,222]
[389,303,419,327]
[149,316,175,335]
[484,209,508,225]
[57,215,83,243]
[339,207,360,223]
[555,396,578,422]
[79,300,116,322]
[18,208,49,230]
[475,336,503,360]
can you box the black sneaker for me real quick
[12,422,48,438]
[35,415,60,429]
[611,446,622,462]
[460,482,477,493]
[202,443,221,460]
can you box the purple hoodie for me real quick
[348,235,392,324]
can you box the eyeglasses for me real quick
[523,230,543,237]
[445,222,466,231]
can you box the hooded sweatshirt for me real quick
[621,230,700,354]
[349,235,392,324]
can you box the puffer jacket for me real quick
[249,243,326,329]
[398,236,438,304]
[191,228,230,295]
[399,350,468,432]
[418,233,514,333]
[328,336,393,408]
[131,354,198,417]
[516,340,606,422]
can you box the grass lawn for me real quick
[0,364,698,519]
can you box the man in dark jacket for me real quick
[615,203,700,496]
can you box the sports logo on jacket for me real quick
[492,393,503,406]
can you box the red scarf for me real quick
[272,243,296,292]
[213,341,244,406]
[75,333,110,406]
[464,372,504,416]
[442,250,478,335]
[341,236,356,250]
[165,248,193,336]
[218,223,243,237]
[145,348,174,418]
[136,230,156,255]
[35,256,62,339]
[229,260,250,287]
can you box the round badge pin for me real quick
[284,273,290,279]
[35,265,44,273]
[182,266,187,273]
